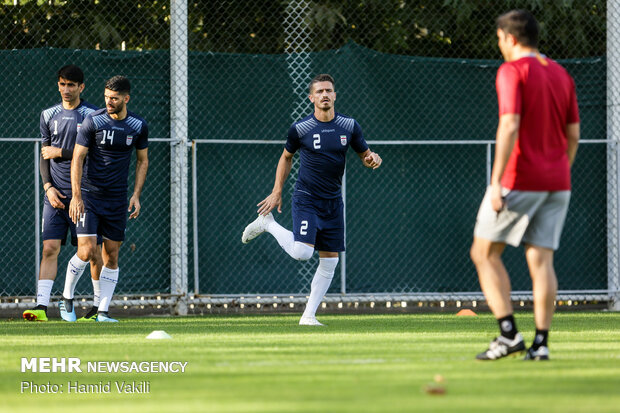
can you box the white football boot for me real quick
[241,213,274,244]
[299,316,325,326]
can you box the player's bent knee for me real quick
[292,242,314,261]
[42,244,61,258]
[77,245,97,261]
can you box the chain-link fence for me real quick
[0,0,617,312]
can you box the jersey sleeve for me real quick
[76,114,96,148]
[496,63,521,116]
[567,77,580,124]
[40,112,51,145]
[135,121,149,150]
[285,124,300,154]
[350,120,369,153]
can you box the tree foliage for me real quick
[0,0,606,58]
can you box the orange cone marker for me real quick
[456,309,477,316]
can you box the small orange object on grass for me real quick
[456,309,477,316]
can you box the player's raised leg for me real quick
[242,213,315,261]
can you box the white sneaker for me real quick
[299,316,325,326]
[241,213,274,244]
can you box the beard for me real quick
[107,104,123,115]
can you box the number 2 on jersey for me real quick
[313,133,321,149]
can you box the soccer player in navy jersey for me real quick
[63,75,149,323]
[242,74,382,326]
[23,65,103,322]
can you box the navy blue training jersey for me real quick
[285,113,368,199]
[76,108,149,198]
[40,100,98,191]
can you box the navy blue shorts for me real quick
[42,192,102,246]
[292,191,344,252]
[42,191,78,246]
[76,193,128,242]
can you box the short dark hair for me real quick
[105,75,131,94]
[309,74,335,94]
[57,64,84,84]
[496,10,539,48]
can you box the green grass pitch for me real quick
[1,312,620,412]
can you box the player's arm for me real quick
[490,113,520,212]
[41,145,64,160]
[566,123,580,167]
[566,79,580,168]
[350,121,381,169]
[128,148,149,219]
[69,143,88,224]
[257,148,294,216]
[357,149,382,169]
[39,113,52,190]
[39,114,66,208]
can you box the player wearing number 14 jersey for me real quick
[62,75,149,323]
[242,74,382,326]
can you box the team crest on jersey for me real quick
[126,135,133,145]
[340,135,347,146]
[77,123,82,130]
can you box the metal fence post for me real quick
[170,0,189,315]
[192,141,200,295]
[34,141,40,290]
[486,143,492,186]
[341,168,346,295]
[608,2,620,311]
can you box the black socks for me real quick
[497,314,518,340]
[531,329,549,350]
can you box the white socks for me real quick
[302,257,338,319]
[98,266,119,312]
[63,255,88,299]
[267,220,314,261]
[92,279,101,307]
[36,279,54,307]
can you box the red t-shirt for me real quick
[496,55,579,190]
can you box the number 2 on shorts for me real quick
[300,220,308,236]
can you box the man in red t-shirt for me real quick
[470,9,580,361]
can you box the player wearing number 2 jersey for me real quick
[242,74,382,326]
